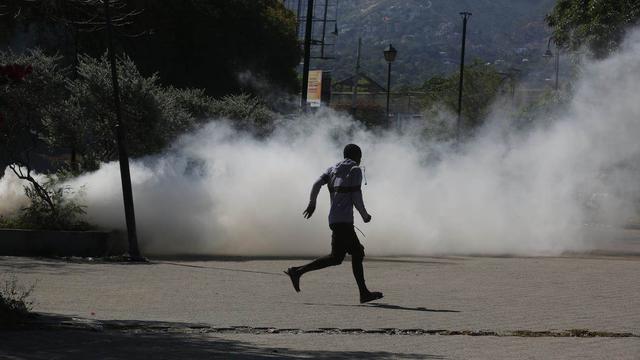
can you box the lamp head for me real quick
[383,44,397,63]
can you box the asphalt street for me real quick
[1,248,638,359]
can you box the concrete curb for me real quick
[26,314,640,339]
[0,229,126,257]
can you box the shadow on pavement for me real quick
[0,257,102,276]
[365,257,462,265]
[0,256,158,278]
[305,302,460,313]
[150,255,319,262]
[364,303,460,313]
[0,327,445,360]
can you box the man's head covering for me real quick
[343,144,362,163]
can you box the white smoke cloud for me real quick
[0,167,30,216]
[4,30,640,257]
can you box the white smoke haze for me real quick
[4,30,640,256]
[0,168,30,216]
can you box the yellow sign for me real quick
[307,70,323,107]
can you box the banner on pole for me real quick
[307,70,323,107]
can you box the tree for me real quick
[546,0,640,58]
[0,50,68,179]
[0,49,274,229]
[67,54,276,169]
[0,50,87,228]
[1,0,140,64]
[2,0,301,97]
[66,54,214,169]
[119,0,300,96]
[419,62,505,132]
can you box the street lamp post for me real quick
[543,37,560,91]
[383,44,397,119]
[457,11,471,142]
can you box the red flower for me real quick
[0,64,33,81]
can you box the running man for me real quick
[285,144,383,303]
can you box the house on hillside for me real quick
[331,72,423,125]
[332,72,385,94]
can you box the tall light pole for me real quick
[104,0,143,261]
[300,0,314,110]
[457,11,471,142]
[383,44,397,119]
[543,36,560,91]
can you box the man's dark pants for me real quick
[294,223,369,295]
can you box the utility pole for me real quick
[351,37,361,115]
[554,43,560,91]
[104,0,143,261]
[457,11,471,142]
[300,0,314,110]
[320,0,329,58]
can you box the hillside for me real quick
[314,0,558,87]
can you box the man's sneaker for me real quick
[284,267,301,292]
[360,291,383,304]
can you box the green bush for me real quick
[0,215,21,229]
[512,89,572,130]
[211,93,275,134]
[0,275,35,327]
[0,167,91,231]
[20,177,90,231]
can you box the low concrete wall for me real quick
[0,229,127,257]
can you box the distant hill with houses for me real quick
[306,0,558,88]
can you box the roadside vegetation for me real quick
[0,275,35,327]
[0,46,273,231]
[0,1,292,231]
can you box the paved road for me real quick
[1,252,638,359]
